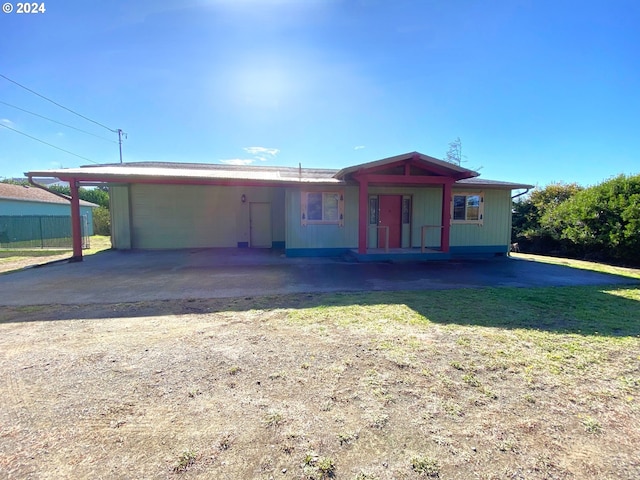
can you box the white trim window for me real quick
[301,191,344,226]
[452,192,484,224]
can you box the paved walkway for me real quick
[1,249,637,306]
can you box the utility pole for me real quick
[117,129,127,163]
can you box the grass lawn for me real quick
[511,252,640,280]
[0,235,111,273]
[1,284,639,479]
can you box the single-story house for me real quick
[0,182,97,246]
[25,152,532,261]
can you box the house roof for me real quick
[24,152,533,190]
[335,151,480,180]
[454,177,533,190]
[0,183,98,207]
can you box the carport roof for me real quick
[26,163,343,185]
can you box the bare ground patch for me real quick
[1,292,639,479]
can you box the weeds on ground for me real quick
[411,455,440,477]
[303,452,336,479]
[173,449,197,473]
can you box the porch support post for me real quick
[441,181,452,253]
[69,179,83,262]
[357,176,368,254]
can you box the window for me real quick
[452,193,483,223]
[402,197,411,224]
[301,191,344,226]
[369,197,378,225]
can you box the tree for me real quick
[444,137,464,166]
[47,185,109,208]
[548,174,640,264]
[512,182,583,252]
[0,178,28,185]
[92,206,111,236]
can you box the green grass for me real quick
[512,252,640,280]
[2,283,639,478]
[0,235,111,264]
[287,286,640,337]
[0,249,71,260]
[285,286,640,398]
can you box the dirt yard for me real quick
[0,252,70,274]
[1,292,639,480]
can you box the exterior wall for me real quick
[0,199,95,235]
[285,186,359,253]
[286,185,513,254]
[368,186,443,248]
[119,184,285,249]
[450,188,512,252]
[110,185,131,249]
[108,182,513,255]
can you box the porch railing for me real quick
[375,225,390,253]
[421,225,443,252]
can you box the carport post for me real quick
[441,181,452,253]
[69,179,83,262]
[357,175,369,254]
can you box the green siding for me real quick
[125,184,284,249]
[110,185,131,249]
[110,182,513,252]
[450,189,512,247]
[285,186,359,249]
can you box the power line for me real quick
[0,123,99,164]
[0,100,117,143]
[0,73,117,133]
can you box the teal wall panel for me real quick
[285,186,359,248]
[0,199,95,235]
[450,189,512,247]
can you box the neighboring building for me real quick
[25,152,532,260]
[0,183,97,245]
[5,177,69,188]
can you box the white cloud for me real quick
[219,147,280,166]
[1,118,14,126]
[354,145,365,150]
[243,146,279,157]
[220,158,255,166]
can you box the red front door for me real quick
[378,195,402,248]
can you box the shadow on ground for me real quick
[3,285,639,338]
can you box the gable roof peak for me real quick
[334,151,479,181]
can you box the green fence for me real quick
[0,215,90,249]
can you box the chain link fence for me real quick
[0,215,90,249]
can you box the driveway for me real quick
[0,249,637,306]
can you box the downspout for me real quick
[511,188,530,200]
[28,175,75,202]
[28,175,84,262]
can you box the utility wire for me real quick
[0,123,99,164]
[0,73,117,133]
[0,100,117,143]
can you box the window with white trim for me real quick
[301,191,344,226]
[452,192,484,224]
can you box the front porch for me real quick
[348,247,451,262]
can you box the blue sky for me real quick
[1,0,638,188]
